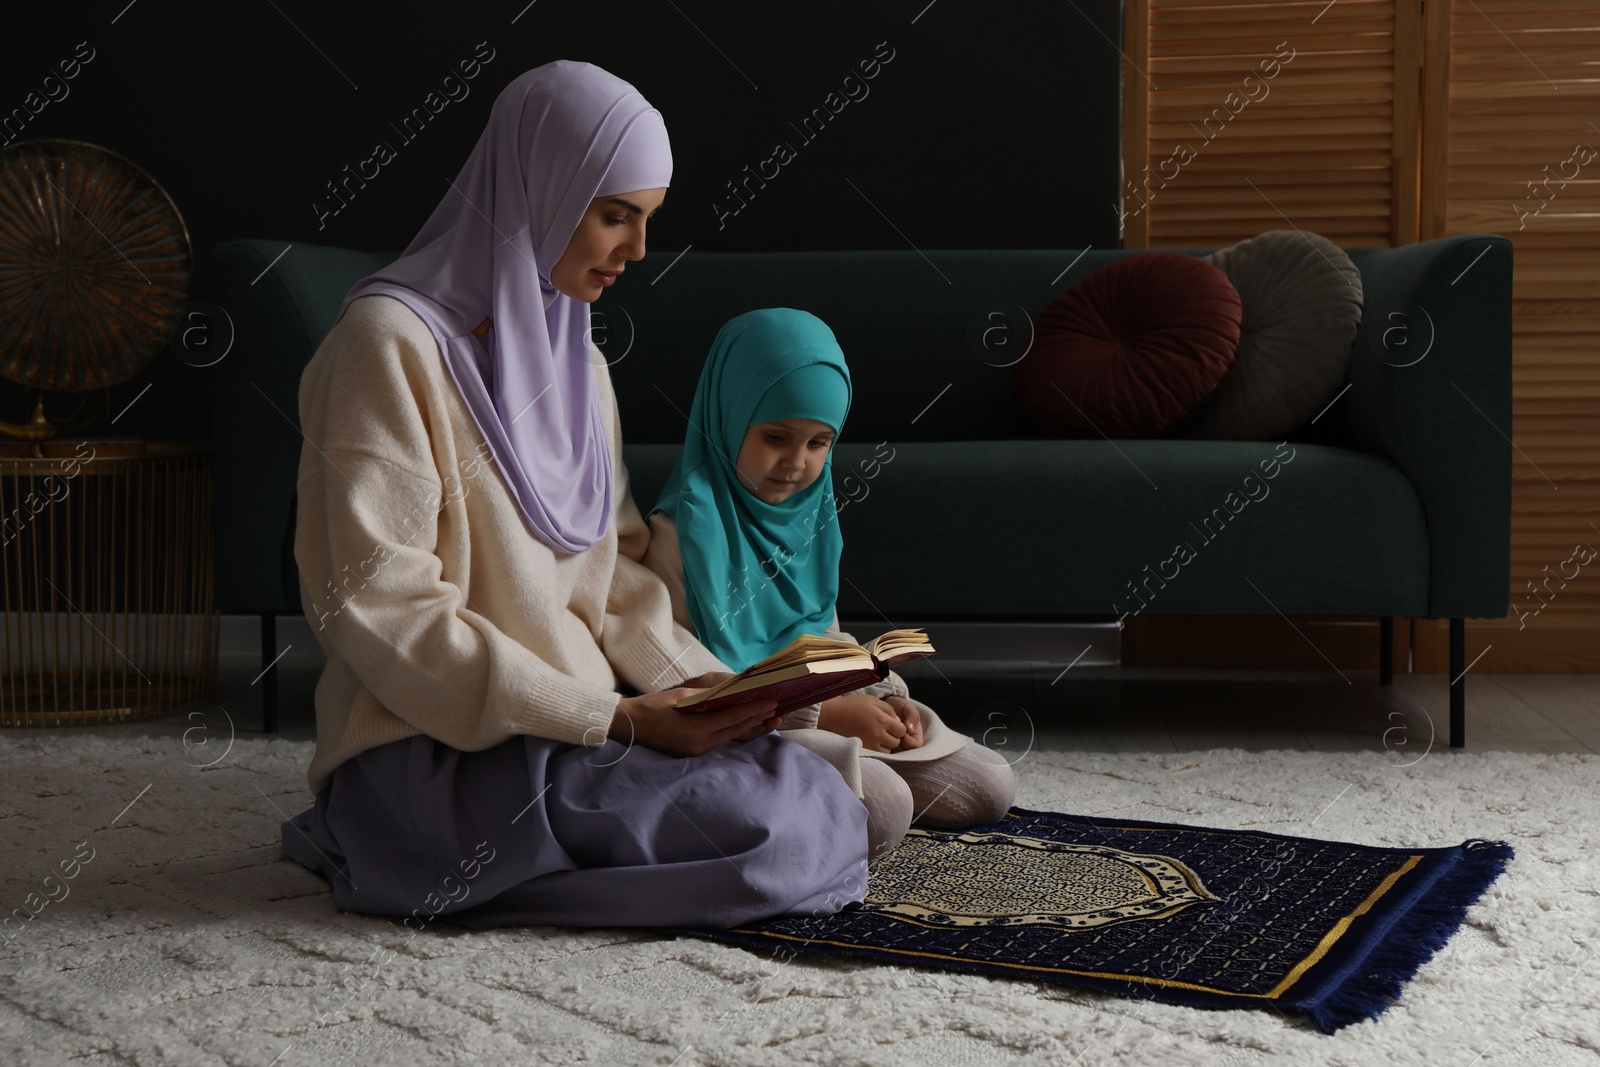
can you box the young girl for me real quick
[644,308,1017,860]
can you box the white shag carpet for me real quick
[0,733,1596,1067]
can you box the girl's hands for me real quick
[884,695,923,752]
[818,693,908,754]
[611,688,779,757]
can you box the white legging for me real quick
[859,741,1017,861]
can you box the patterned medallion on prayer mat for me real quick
[668,808,1513,1034]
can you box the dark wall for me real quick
[1,0,1123,442]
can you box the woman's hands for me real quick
[817,693,923,754]
[610,687,780,757]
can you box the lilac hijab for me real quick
[338,61,672,554]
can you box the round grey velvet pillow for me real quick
[1181,230,1363,440]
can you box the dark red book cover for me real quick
[678,649,932,716]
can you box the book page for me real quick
[742,633,865,672]
[861,628,934,659]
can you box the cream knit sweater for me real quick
[294,295,726,793]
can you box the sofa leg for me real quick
[1379,616,1393,685]
[1449,618,1465,749]
[261,611,279,735]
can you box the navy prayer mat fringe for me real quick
[667,807,1514,1034]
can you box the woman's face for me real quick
[550,187,666,302]
[735,418,836,505]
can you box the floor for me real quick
[3,650,1594,1066]
[32,647,1599,758]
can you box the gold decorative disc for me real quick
[0,139,191,392]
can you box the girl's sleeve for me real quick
[639,512,695,634]
[826,612,912,701]
[295,324,623,751]
[596,374,730,690]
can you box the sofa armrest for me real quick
[1342,233,1513,619]
[209,240,312,615]
[208,239,400,615]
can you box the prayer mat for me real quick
[668,807,1514,1033]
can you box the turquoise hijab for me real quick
[652,308,852,670]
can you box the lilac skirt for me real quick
[281,731,869,930]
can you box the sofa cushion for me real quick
[1182,230,1363,440]
[1011,253,1242,438]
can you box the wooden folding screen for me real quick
[1422,0,1600,670]
[1122,0,1421,250]
[1121,0,1600,671]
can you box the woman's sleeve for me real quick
[297,447,624,752]
[294,308,622,751]
[596,379,730,691]
[639,512,695,633]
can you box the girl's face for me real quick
[550,187,666,302]
[735,418,836,505]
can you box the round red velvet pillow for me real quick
[1012,253,1243,437]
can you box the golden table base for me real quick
[1,439,219,726]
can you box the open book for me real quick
[675,629,936,717]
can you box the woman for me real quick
[281,62,869,930]
[643,308,1016,861]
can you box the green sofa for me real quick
[209,235,1512,747]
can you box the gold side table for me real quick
[0,439,219,726]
